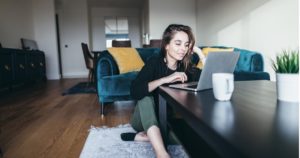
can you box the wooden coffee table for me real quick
[159,80,298,158]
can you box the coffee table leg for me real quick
[159,94,168,147]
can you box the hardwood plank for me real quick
[0,79,134,158]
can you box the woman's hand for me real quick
[163,72,188,83]
[193,46,206,65]
[192,46,202,55]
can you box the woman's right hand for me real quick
[163,72,188,83]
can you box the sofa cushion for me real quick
[136,48,160,62]
[108,48,144,74]
[196,47,234,69]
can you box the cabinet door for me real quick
[13,50,28,85]
[0,49,13,90]
[35,51,46,80]
[26,51,46,81]
[26,52,37,80]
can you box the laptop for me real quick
[169,52,240,91]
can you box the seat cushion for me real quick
[234,71,270,81]
[98,71,138,96]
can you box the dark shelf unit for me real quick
[0,48,46,94]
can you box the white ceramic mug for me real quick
[212,73,234,101]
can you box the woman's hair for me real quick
[160,24,195,72]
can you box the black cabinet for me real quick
[0,48,46,93]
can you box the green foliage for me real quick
[272,49,299,73]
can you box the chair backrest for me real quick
[21,38,39,50]
[81,43,94,69]
[149,39,162,48]
[112,40,131,47]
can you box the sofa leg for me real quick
[101,102,104,118]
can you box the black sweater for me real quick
[130,55,201,102]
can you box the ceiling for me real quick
[55,0,213,9]
[87,0,145,8]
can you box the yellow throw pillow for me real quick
[108,48,145,74]
[196,47,234,69]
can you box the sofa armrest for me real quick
[234,48,264,72]
[96,51,119,80]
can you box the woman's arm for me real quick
[131,57,188,99]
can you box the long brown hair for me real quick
[160,24,195,72]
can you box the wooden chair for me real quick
[81,43,95,84]
[112,40,131,47]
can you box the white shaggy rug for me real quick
[80,124,189,158]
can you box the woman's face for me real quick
[165,31,190,61]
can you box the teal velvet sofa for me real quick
[95,47,270,115]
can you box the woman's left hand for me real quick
[192,46,202,54]
[193,46,206,64]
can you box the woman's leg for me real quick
[129,100,149,141]
[130,96,170,158]
[147,126,170,158]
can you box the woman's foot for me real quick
[134,131,149,142]
[121,132,136,141]
[121,132,149,142]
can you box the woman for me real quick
[121,24,205,158]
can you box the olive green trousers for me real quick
[130,96,158,132]
[130,96,180,145]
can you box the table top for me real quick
[159,80,298,158]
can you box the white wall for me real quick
[90,7,142,51]
[141,0,149,44]
[0,0,60,80]
[32,0,60,79]
[196,0,298,80]
[148,0,197,40]
[58,0,90,78]
[0,0,34,48]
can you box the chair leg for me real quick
[88,70,92,84]
[85,70,91,87]
[91,70,95,84]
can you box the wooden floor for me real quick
[0,79,134,158]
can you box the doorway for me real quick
[55,14,63,78]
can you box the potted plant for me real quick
[272,49,299,102]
